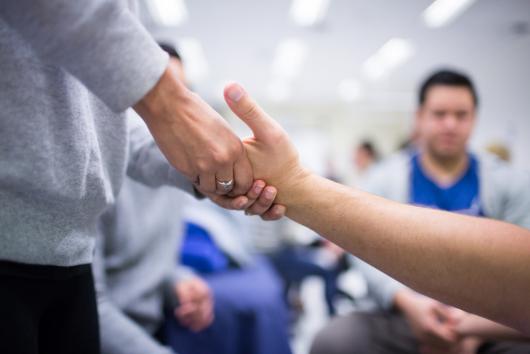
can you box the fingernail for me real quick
[264,188,274,199]
[254,182,264,194]
[227,84,244,102]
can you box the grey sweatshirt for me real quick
[0,0,172,266]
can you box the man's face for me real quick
[353,147,373,172]
[416,85,476,160]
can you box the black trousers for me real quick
[0,261,100,354]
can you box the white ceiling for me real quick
[143,0,530,104]
[141,0,530,169]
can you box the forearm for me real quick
[98,303,174,354]
[126,111,196,193]
[285,173,530,334]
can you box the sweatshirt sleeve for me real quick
[0,0,168,112]
[93,220,176,354]
[355,259,407,310]
[501,170,530,230]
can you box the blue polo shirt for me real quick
[410,153,484,217]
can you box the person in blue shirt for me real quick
[310,69,530,354]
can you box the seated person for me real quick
[94,115,278,354]
[94,172,213,354]
[163,198,293,354]
[310,70,530,354]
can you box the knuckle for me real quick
[229,142,243,159]
[196,158,212,174]
[212,144,239,167]
[257,197,271,208]
[241,103,258,120]
[213,151,231,166]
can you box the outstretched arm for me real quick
[223,82,530,335]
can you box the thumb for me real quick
[224,82,281,142]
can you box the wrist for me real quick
[279,167,314,207]
[134,61,190,125]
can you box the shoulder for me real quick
[360,151,411,194]
[476,152,530,200]
[477,152,529,186]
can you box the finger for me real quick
[245,180,266,202]
[198,173,217,194]
[230,151,253,196]
[433,304,456,323]
[175,303,197,318]
[224,82,283,143]
[428,325,457,347]
[186,304,207,331]
[215,167,234,195]
[260,204,287,221]
[208,194,248,210]
[197,282,212,300]
[193,301,213,331]
[175,284,192,304]
[245,186,276,216]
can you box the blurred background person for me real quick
[310,69,530,354]
[94,43,280,354]
[353,140,379,176]
[94,160,213,354]
[349,139,380,187]
[163,197,292,354]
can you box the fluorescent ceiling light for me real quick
[422,0,477,28]
[147,0,188,27]
[267,79,291,102]
[362,38,415,81]
[178,38,208,82]
[338,79,362,102]
[271,38,307,80]
[290,0,331,26]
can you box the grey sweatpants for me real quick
[310,312,530,354]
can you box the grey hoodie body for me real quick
[0,0,175,266]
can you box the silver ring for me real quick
[216,179,234,192]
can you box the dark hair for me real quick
[359,140,378,160]
[158,42,182,62]
[418,69,478,107]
